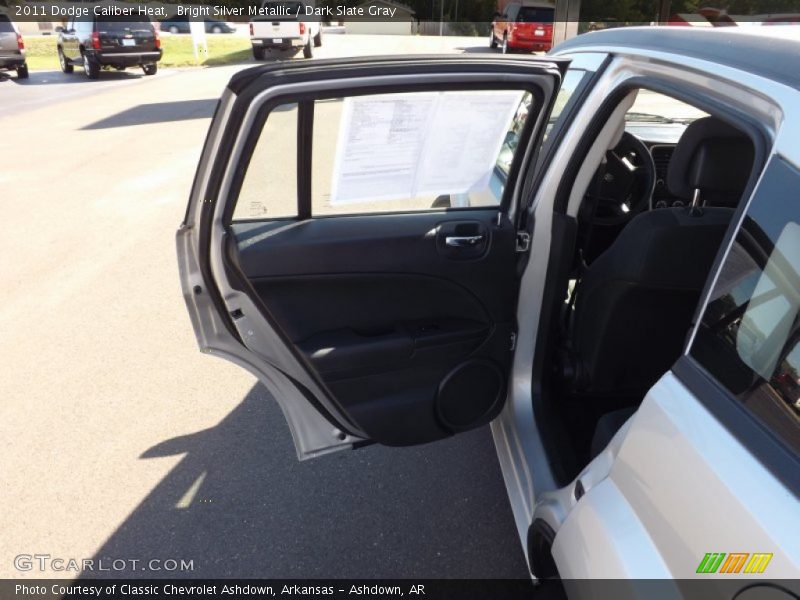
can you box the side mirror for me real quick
[55,26,64,33]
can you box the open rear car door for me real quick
[177,56,567,459]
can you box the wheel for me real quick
[212,26,222,33]
[58,47,73,73]
[303,38,313,58]
[142,63,157,76]
[84,54,99,79]
[489,29,498,48]
[252,46,265,60]
[169,26,179,34]
[313,29,322,47]
[16,63,29,79]
[501,34,509,54]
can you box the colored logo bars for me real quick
[696,553,773,574]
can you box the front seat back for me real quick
[667,116,756,207]
[565,117,755,400]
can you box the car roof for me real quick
[552,27,800,90]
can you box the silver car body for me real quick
[494,29,800,583]
[178,28,800,588]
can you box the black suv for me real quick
[57,16,162,79]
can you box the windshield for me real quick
[0,15,14,32]
[626,90,708,124]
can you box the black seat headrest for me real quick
[667,116,755,207]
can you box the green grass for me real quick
[23,35,252,71]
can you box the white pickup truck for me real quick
[250,0,321,60]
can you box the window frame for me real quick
[225,83,547,225]
[677,156,800,499]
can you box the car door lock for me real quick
[516,231,531,252]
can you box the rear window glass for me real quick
[96,19,153,32]
[261,1,303,18]
[0,15,14,32]
[517,8,554,22]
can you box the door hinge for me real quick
[516,231,531,252]
[510,332,517,351]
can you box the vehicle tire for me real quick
[58,47,73,73]
[303,38,313,59]
[501,34,509,54]
[84,54,99,79]
[489,29,498,49]
[212,26,222,34]
[252,46,265,60]
[142,63,157,76]
[313,30,322,47]
[16,63,29,79]
[169,26,179,34]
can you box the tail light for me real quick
[299,22,306,35]
[249,23,254,36]
[153,27,161,49]
[91,31,100,49]
[16,33,24,50]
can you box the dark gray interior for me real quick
[555,115,757,470]
[233,210,519,445]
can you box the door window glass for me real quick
[233,103,299,221]
[690,159,800,455]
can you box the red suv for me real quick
[490,2,555,53]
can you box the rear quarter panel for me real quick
[552,373,800,579]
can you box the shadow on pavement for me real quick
[81,99,218,129]
[82,383,532,579]
[457,46,497,54]
[1,69,145,86]
[457,47,547,57]
[0,72,26,84]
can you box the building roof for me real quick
[552,27,800,90]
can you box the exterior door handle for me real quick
[445,235,485,247]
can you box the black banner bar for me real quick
[3,579,800,600]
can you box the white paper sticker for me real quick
[329,90,525,206]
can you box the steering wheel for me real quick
[589,132,656,226]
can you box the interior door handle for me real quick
[445,235,485,248]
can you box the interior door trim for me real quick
[207,70,560,437]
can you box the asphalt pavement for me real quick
[0,34,531,580]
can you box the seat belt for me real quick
[562,157,607,330]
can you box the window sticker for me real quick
[329,90,525,206]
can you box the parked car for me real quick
[0,14,28,79]
[160,17,236,34]
[250,0,321,60]
[57,16,162,79]
[178,28,800,589]
[491,1,555,53]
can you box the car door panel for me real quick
[232,209,518,445]
[180,57,567,457]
